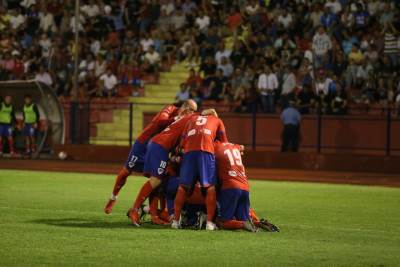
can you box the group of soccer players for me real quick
[103,99,278,232]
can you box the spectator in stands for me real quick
[296,84,316,114]
[258,65,278,113]
[144,45,160,74]
[176,83,190,101]
[280,101,301,152]
[99,68,118,97]
[34,65,53,86]
[312,26,332,68]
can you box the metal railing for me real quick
[66,100,400,156]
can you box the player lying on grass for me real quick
[104,100,197,214]
[172,109,228,231]
[214,141,279,232]
[128,107,197,226]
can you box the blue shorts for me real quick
[218,188,250,221]
[162,176,179,215]
[143,142,169,178]
[180,151,216,187]
[0,124,12,137]
[23,124,36,137]
[124,140,147,173]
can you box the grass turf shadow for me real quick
[29,218,169,230]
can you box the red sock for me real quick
[149,193,160,217]
[133,181,153,210]
[112,168,130,197]
[205,187,216,222]
[173,186,187,221]
[249,208,260,223]
[8,137,14,153]
[0,137,3,152]
[219,220,245,230]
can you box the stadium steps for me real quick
[90,62,189,146]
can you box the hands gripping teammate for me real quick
[104,100,197,214]
[128,102,197,226]
[172,109,228,231]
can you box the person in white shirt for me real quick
[39,9,55,32]
[9,9,25,30]
[258,66,278,113]
[140,34,154,52]
[195,11,210,31]
[312,26,332,68]
[176,83,190,101]
[217,57,233,77]
[39,33,52,58]
[161,0,175,16]
[281,66,297,95]
[81,0,100,18]
[324,0,342,14]
[70,14,85,33]
[34,66,53,86]
[20,0,36,9]
[215,42,231,65]
[277,9,293,29]
[99,68,118,97]
[144,45,160,67]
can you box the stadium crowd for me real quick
[0,0,399,114]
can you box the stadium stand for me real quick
[0,0,399,146]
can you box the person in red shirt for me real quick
[128,109,197,226]
[215,141,279,232]
[104,100,197,214]
[172,109,228,231]
[214,141,255,231]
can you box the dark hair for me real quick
[24,94,32,99]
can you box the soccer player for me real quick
[215,141,279,232]
[104,100,197,214]
[0,95,16,157]
[128,108,196,226]
[214,141,257,232]
[22,95,40,156]
[172,109,228,231]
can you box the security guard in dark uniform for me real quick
[280,101,301,152]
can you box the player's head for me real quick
[201,108,218,118]
[4,95,12,104]
[180,99,197,115]
[24,94,32,105]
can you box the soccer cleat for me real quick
[206,221,217,231]
[260,219,280,232]
[128,208,141,227]
[104,199,116,214]
[171,220,181,229]
[151,216,169,225]
[243,219,259,233]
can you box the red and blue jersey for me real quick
[181,115,228,154]
[215,142,249,192]
[137,104,179,144]
[151,114,195,151]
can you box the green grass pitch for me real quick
[0,170,399,267]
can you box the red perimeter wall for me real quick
[144,112,400,156]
